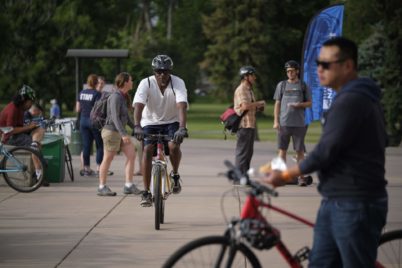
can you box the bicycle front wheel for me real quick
[377,229,402,268]
[162,236,261,268]
[65,145,74,181]
[153,164,165,230]
[1,146,46,192]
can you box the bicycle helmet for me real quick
[152,55,173,71]
[239,66,256,78]
[284,60,300,70]
[19,85,36,101]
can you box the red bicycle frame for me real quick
[240,194,314,268]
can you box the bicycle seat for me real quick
[0,127,14,134]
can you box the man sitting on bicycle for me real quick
[133,55,188,207]
[0,85,47,184]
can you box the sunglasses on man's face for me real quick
[315,59,345,70]
[154,69,170,75]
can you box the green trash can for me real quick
[42,133,65,183]
[69,130,82,155]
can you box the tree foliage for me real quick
[0,0,399,145]
[201,0,329,102]
[345,0,402,145]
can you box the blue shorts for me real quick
[143,122,179,156]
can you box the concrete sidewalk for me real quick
[0,139,401,268]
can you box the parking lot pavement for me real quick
[0,139,401,267]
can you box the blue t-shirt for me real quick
[50,104,60,118]
[78,89,100,118]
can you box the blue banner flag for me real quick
[301,4,344,125]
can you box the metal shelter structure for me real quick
[65,49,129,99]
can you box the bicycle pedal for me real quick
[294,246,310,262]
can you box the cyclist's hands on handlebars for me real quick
[173,127,188,144]
[133,125,144,141]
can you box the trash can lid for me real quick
[42,133,64,145]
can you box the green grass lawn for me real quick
[187,102,322,143]
[1,101,322,143]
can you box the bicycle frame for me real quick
[232,191,388,268]
[239,194,314,267]
[149,136,172,199]
[0,145,28,174]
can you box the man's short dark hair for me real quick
[322,37,358,69]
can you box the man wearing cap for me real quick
[133,55,188,207]
[234,66,266,175]
[0,85,47,185]
[273,60,312,186]
[0,85,44,148]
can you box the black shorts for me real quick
[143,122,179,156]
[7,133,33,147]
[277,126,306,152]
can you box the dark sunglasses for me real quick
[315,59,345,70]
[154,69,170,75]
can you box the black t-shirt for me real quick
[78,89,100,118]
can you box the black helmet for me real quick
[284,60,300,70]
[239,66,256,78]
[152,55,173,70]
[19,85,36,101]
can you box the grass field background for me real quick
[0,100,322,143]
[187,101,322,143]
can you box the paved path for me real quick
[0,139,401,268]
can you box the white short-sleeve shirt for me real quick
[133,75,188,126]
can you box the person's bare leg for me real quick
[31,128,45,171]
[142,144,154,191]
[278,149,287,163]
[169,142,181,173]
[296,150,304,163]
[121,142,135,184]
[99,150,115,185]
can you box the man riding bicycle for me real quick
[133,55,188,207]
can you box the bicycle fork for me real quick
[150,161,171,200]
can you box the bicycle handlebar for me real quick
[143,133,172,142]
[224,160,278,197]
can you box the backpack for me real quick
[280,80,308,102]
[220,106,248,139]
[90,91,114,130]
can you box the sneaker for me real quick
[80,169,95,177]
[297,176,308,187]
[123,184,141,195]
[42,179,50,187]
[93,170,114,176]
[30,141,40,150]
[140,191,152,207]
[97,185,117,196]
[170,171,182,194]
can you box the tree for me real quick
[345,0,402,145]
[201,0,329,102]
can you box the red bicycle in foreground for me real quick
[163,160,402,268]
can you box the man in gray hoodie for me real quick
[264,37,388,267]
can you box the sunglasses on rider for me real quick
[315,59,346,70]
[154,69,170,75]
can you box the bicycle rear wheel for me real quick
[162,235,261,268]
[1,146,46,192]
[64,145,74,181]
[377,229,402,268]
[153,164,164,230]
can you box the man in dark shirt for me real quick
[263,37,388,267]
